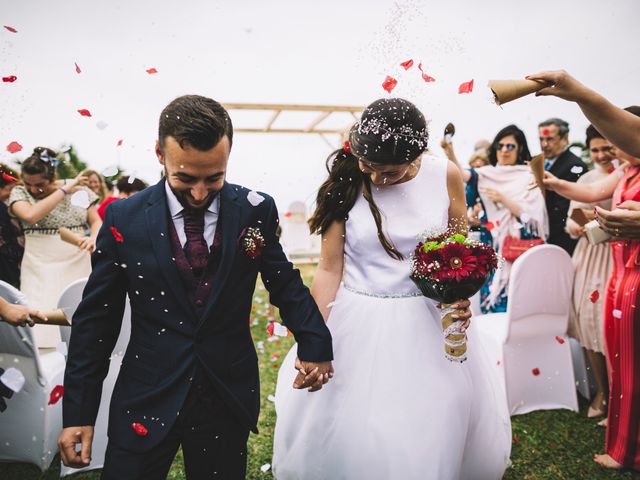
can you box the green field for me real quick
[1,264,639,479]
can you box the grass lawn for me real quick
[2,264,639,479]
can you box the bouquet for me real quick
[410,233,498,363]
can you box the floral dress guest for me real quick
[543,106,640,471]
[8,147,100,348]
[565,125,615,419]
[0,164,24,288]
[449,125,548,312]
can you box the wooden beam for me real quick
[264,110,281,131]
[235,128,344,134]
[223,103,364,113]
[305,112,331,132]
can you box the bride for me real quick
[272,98,511,479]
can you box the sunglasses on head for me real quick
[496,143,517,151]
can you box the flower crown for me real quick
[357,116,429,149]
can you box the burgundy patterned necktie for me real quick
[182,208,209,276]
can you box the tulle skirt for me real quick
[272,286,511,480]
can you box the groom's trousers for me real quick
[101,371,250,480]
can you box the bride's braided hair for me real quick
[308,98,429,260]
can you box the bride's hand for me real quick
[439,299,472,331]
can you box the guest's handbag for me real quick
[501,236,544,262]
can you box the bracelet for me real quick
[59,187,68,196]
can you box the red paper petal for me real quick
[590,290,600,303]
[532,367,540,376]
[48,385,64,405]
[417,63,436,83]
[458,79,474,94]
[2,76,17,83]
[485,221,495,231]
[146,68,158,74]
[512,434,520,445]
[3,26,17,33]
[110,226,124,243]
[400,59,414,70]
[77,109,92,117]
[342,140,351,153]
[117,139,123,147]
[555,335,565,345]
[283,211,293,218]
[132,422,148,436]
[6,141,22,154]
[75,62,81,74]
[542,128,550,136]
[382,75,398,93]
[2,173,18,183]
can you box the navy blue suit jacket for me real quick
[62,180,333,452]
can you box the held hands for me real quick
[526,70,590,103]
[438,299,472,331]
[58,425,94,468]
[293,358,334,392]
[0,301,47,327]
[595,202,640,240]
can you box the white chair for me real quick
[58,279,132,476]
[0,280,66,471]
[473,244,579,415]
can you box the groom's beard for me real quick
[165,170,219,211]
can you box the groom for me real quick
[58,95,334,479]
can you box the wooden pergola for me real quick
[222,103,364,136]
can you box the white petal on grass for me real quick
[260,464,271,473]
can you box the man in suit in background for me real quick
[58,95,334,479]
[539,117,588,255]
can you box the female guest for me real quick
[448,125,548,312]
[97,175,148,220]
[8,147,100,348]
[0,164,24,288]
[82,168,109,203]
[543,106,640,471]
[273,99,511,479]
[565,125,615,419]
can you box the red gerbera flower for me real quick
[432,242,478,282]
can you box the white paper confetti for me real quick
[613,309,622,319]
[570,166,584,174]
[267,394,276,403]
[70,190,90,208]
[1,367,25,393]
[260,463,271,473]
[96,120,109,130]
[101,165,119,177]
[247,191,265,206]
[273,322,289,337]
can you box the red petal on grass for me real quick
[110,226,124,243]
[532,368,540,376]
[132,422,148,436]
[382,75,398,93]
[6,141,22,153]
[77,109,92,117]
[75,62,81,74]
[400,59,414,70]
[2,76,17,83]
[590,290,600,303]
[48,385,64,405]
[417,63,435,82]
[3,26,17,33]
[146,68,158,74]
[555,335,565,345]
[512,434,520,445]
[458,79,474,94]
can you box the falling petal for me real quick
[77,109,92,117]
[590,290,600,303]
[110,226,124,243]
[382,75,398,93]
[102,165,119,177]
[48,385,64,405]
[0,367,25,393]
[400,59,414,70]
[555,336,565,345]
[3,26,17,33]
[612,309,622,319]
[74,62,81,74]
[96,120,108,130]
[458,79,474,94]
[2,76,17,83]
[146,68,158,74]
[6,141,22,154]
[247,190,265,206]
[417,63,435,82]
[70,190,90,208]
[116,139,123,147]
[132,422,148,436]
[532,368,540,376]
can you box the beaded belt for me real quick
[343,284,423,299]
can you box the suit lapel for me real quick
[144,180,197,318]
[198,182,242,326]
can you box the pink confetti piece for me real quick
[6,141,22,154]
[458,79,474,94]
[77,109,92,117]
[400,59,414,70]
[382,75,398,93]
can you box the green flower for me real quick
[449,233,467,244]
[423,241,443,252]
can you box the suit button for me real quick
[195,299,204,307]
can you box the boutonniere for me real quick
[239,227,265,259]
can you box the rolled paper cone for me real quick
[529,154,546,197]
[440,303,467,363]
[59,227,83,246]
[488,79,549,106]
[31,309,71,326]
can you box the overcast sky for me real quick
[2,0,639,212]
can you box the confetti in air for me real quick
[77,109,92,117]
[612,309,622,319]
[400,59,414,70]
[570,166,584,174]
[2,76,17,83]
[6,141,22,153]
[70,190,91,208]
[590,290,600,303]
[382,75,398,93]
[532,368,541,376]
[102,165,119,177]
[132,422,148,436]
[417,63,435,82]
[555,336,565,345]
[48,385,64,405]
[0,368,25,393]
[96,120,109,130]
[110,226,124,243]
[3,26,17,33]
[458,79,474,94]
[247,191,265,206]
[116,139,123,147]
[146,68,158,74]
[74,62,81,74]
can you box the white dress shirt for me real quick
[164,181,220,248]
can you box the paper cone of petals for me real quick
[59,227,83,246]
[30,309,70,326]
[529,154,546,197]
[488,79,549,105]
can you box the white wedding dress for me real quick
[272,155,511,480]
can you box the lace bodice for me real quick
[343,154,450,296]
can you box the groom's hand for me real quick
[58,425,94,468]
[293,357,333,392]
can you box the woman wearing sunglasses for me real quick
[448,124,548,313]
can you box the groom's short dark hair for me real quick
[158,95,233,151]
